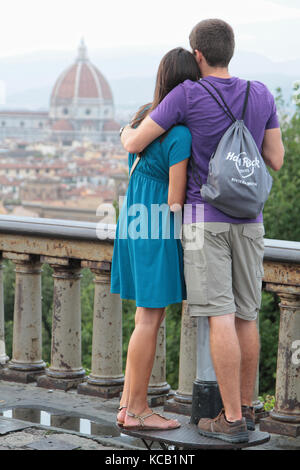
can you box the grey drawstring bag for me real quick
[191,79,273,219]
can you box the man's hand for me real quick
[121,116,165,154]
[262,128,284,171]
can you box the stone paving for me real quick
[0,381,299,451]
[0,428,119,451]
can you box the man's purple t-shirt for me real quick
[150,76,280,224]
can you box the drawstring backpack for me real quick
[191,79,273,219]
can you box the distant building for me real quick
[20,178,64,201]
[0,40,120,144]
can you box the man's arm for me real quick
[262,128,284,171]
[121,116,165,154]
[121,83,187,154]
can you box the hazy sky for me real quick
[0,0,299,60]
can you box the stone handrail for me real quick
[0,215,299,437]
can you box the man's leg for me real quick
[235,317,260,407]
[231,223,265,409]
[198,312,250,443]
[209,313,242,422]
[183,223,249,442]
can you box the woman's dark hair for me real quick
[131,47,200,129]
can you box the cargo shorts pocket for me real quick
[242,224,265,274]
[183,248,208,305]
[242,223,265,241]
[242,224,265,308]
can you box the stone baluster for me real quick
[0,253,45,382]
[148,318,171,407]
[164,300,197,415]
[37,258,85,391]
[78,263,124,398]
[0,255,9,366]
[260,284,300,437]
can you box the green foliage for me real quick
[3,260,15,322]
[3,260,16,358]
[165,303,182,390]
[263,87,300,242]
[259,394,276,412]
[257,86,300,394]
[41,263,54,363]
[259,292,280,394]
[80,268,94,371]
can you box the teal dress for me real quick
[110,125,192,308]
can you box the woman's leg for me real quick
[117,307,165,424]
[116,358,131,423]
[123,307,179,428]
[117,336,133,424]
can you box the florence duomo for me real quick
[0,39,120,144]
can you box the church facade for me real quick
[0,40,120,144]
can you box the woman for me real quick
[110,47,200,431]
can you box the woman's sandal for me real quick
[116,406,127,427]
[123,410,181,431]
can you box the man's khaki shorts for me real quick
[181,222,265,321]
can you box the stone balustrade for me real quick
[259,239,300,438]
[0,215,299,438]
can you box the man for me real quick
[121,18,284,443]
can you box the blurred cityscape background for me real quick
[0,0,299,225]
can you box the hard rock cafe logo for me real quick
[226,152,260,179]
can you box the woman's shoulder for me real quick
[166,125,191,140]
[163,124,192,149]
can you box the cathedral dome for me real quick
[51,39,113,104]
[49,39,115,126]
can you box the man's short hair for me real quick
[189,19,235,68]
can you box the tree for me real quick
[258,86,300,394]
[263,86,300,242]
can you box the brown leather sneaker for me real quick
[197,409,249,443]
[242,405,255,431]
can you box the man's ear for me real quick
[194,49,203,65]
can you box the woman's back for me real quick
[128,125,192,187]
[111,124,191,308]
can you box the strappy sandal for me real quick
[116,405,127,427]
[123,410,181,431]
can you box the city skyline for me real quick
[1,1,299,115]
